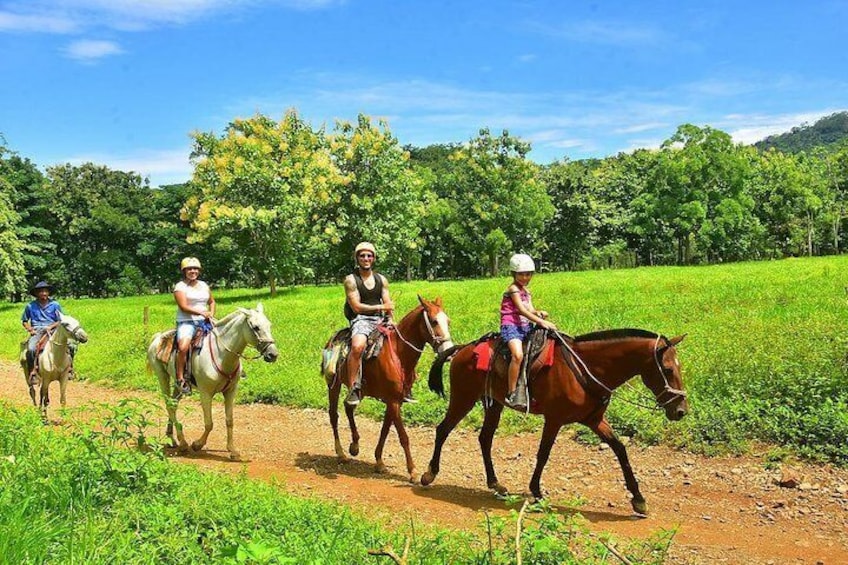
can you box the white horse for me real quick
[147,304,278,461]
[19,313,88,418]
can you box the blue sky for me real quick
[1,0,846,187]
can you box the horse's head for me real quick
[58,313,88,343]
[642,334,688,421]
[417,295,454,355]
[237,303,278,363]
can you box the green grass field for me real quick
[3,255,847,463]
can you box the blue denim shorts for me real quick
[501,324,531,342]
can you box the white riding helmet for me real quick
[509,253,535,273]
[180,257,202,271]
[354,241,377,259]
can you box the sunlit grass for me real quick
[2,255,847,462]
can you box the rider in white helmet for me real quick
[500,253,556,410]
[173,257,215,395]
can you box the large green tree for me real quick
[188,111,346,293]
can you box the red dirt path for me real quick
[2,360,846,564]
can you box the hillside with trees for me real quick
[754,111,848,153]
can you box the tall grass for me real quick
[2,255,847,463]
[0,401,672,564]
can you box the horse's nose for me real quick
[263,345,279,363]
[77,331,89,343]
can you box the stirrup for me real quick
[505,389,527,411]
[178,379,192,395]
[28,371,38,386]
[402,390,417,404]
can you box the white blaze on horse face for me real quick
[434,311,454,351]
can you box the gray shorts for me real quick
[350,315,383,337]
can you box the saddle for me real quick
[155,326,209,385]
[20,327,57,376]
[320,324,391,383]
[472,327,558,404]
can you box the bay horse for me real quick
[324,296,454,482]
[19,313,88,419]
[421,328,688,515]
[147,304,278,461]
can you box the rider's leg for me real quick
[176,336,191,393]
[345,334,367,406]
[505,338,527,409]
[26,330,43,384]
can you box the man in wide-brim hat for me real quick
[21,281,65,384]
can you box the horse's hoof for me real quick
[229,452,241,462]
[349,442,360,457]
[408,471,418,484]
[420,470,435,486]
[177,444,189,454]
[191,441,204,452]
[490,482,509,497]
[375,462,388,474]
[631,498,648,516]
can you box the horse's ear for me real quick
[256,302,264,314]
[435,296,443,307]
[58,312,65,321]
[417,294,426,307]
[669,334,687,346]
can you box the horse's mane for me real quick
[573,328,659,343]
[216,310,245,326]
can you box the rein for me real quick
[393,308,450,355]
[552,332,682,412]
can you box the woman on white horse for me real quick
[174,257,215,394]
[21,281,69,385]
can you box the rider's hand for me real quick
[543,320,557,331]
[538,310,549,319]
[27,328,36,336]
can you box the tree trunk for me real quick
[269,276,277,297]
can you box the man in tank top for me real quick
[342,241,402,406]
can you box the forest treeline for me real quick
[1,111,847,298]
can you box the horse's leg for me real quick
[391,404,416,483]
[528,418,563,501]
[39,379,49,421]
[420,391,479,486]
[222,386,240,461]
[588,416,647,516]
[344,400,361,457]
[479,402,507,495]
[59,373,68,408]
[153,355,187,451]
[374,405,394,474]
[191,390,214,452]
[328,378,348,460]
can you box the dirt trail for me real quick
[2,361,846,564]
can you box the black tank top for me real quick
[344,270,383,321]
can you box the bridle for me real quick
[554,332,686,411]
[213,311,277,361]
[652,336,688,408]
[394,307,452,355]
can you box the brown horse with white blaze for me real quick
[325,296,454,482]
[421,329,688,515]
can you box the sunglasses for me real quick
[357,253,374,259]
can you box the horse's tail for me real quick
[428,344,462,398]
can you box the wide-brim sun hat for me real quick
[29,281,53,295]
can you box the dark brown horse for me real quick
[420,329,688,515]
[324,296,454,482]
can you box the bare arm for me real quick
[380,275,394,318]
[509,285,556,330]
[345,275,394,316]
[174,290,213,319]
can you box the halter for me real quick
[394,307,452,355]
[553,332,685,411]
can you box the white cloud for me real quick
[613,122,668,134]
[718,110,845,144]
[62,39,123,61]
[0,10,77,33]
[1,0,343,35]
[64,147,192,187]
